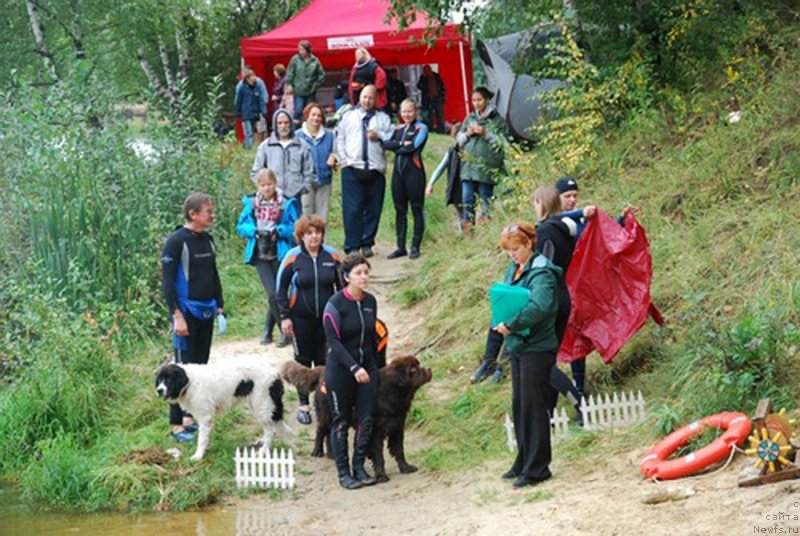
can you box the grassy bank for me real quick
[401,55,800,471]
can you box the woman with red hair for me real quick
[276,215,344,425]
[493,222,561,488]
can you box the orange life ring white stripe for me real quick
[640,412,752,480]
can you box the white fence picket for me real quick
[550,407,570,441]
[580,390,647,431]
[234,446,296,489]
[503,390,647,445]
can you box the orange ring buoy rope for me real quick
[640,412,752,480]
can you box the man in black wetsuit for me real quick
[161,192,224,443]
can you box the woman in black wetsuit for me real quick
[384,98,429,260]
[276,215,343,425]
[322,252,379,490]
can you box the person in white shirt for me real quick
[335,85,393,257]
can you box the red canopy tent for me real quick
[240,0,473,123]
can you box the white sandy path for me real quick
[207,245,800,536]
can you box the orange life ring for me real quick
[640,412,752,480]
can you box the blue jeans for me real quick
[341,167,386,253]
[461,180,494,222]
[242,118,257,149]
[293,93,317,122]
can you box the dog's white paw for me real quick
[190,452,204,462]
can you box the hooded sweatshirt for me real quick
[250,109,316,198]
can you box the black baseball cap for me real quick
[555,177,579,194]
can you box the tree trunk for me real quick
[25,0,57,81]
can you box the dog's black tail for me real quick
[280,361,324,398]
[269,378,285,422]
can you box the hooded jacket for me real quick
[235,191,300,264]
[250,109,315,198]
[297,123,335,187]
[502,254,562,355]
[457,105,509,184]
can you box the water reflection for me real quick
[0,484,293,536]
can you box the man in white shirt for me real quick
[335,85,393,256]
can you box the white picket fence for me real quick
[234,447,295,489]
[505,390,646,451]
[581,391,646,430]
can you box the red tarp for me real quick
[240,0,473,122]
[558,210,664,364]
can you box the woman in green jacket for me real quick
[456,87,508,233]
[493,221,561,488]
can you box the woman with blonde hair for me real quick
[383,98,429,259]
[349,47,387,109]
[493,222,561,488]
[236,168,300,346]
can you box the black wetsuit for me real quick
[383,121,429,254]
[276,243,343,404]
[323,288,379,479]
[161,226,224,425]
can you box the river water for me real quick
[0,484,288,535]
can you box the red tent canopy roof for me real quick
[240,0,466,56]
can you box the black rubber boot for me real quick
[352,419,377,486]
[331,422,362,490]
[261,313,276,345]
[410,218,423,259]
[394,219,407,256]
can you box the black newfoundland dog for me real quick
[281,355,432,483]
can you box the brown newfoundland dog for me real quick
[281,356,432,483]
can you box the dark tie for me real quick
[361,109,376,170]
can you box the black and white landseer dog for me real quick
[281,356,432,482]
[155,357,286,461]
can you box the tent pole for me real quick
[458,41,469,118]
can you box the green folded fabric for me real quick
[489,282,530,337]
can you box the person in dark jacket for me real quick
[426,122,463,235]
[349,47,387,109]
[322,252,379,489]
[276,215,343,425]
[161,193,224,443]
[296,103,337,221]
[386,67,407,118]
[235,71,268,149]
[493,221,560,488]
[532,183,585,423]
[270,63,287,120]
[235,168,300,346]
[383,99,429,260]
[285,40,326,123]
[417,65,446,133]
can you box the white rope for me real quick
[651,444,739,484]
